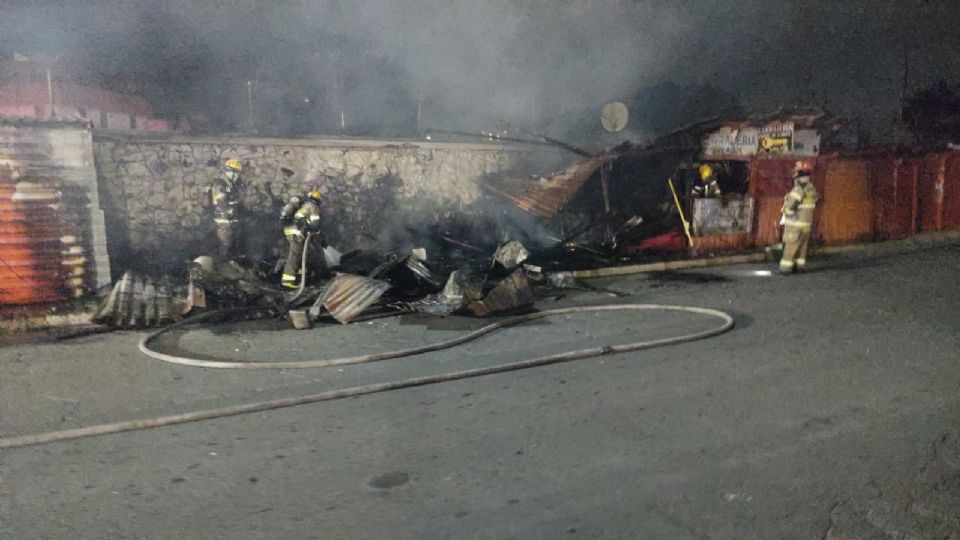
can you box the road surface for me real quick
[2,242,959,539]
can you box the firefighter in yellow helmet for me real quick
[206,158,244,259]
[779,160,819,273]
[691,163,721,198]
[279,188,326,288]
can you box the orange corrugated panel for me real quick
[0,180,69,305]
[941,153,960,230]
[866,158,898,238]
[753,197,783,246]
[817,160,873,245]
[894,159,919,237]
[480,155,612,218]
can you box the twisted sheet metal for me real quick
[314,273,391,324]
[479,154,613,218]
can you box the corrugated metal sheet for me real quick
[315,273,391,324]
[0,122,102,306]
[818,160,873,244]
[467,270,534,317]
[753,196,784,247]
[92,271,179,327]
[479,154,613,218]
[748,159,797,198]
[917,156,941,233]
[0,173,76,305]
[866,157,916,239]
[864,152,960,238]
[943,153,960,230]
[691,233,753,253]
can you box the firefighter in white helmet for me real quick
[206,158,244,259]
[279,188,325,288]
[779,160,819,273]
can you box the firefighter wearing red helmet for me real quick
[779,160,819,273]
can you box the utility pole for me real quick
[899,44,910,121]
[246,80,254,133]
[46,67,54,118]
[416,98,422,135]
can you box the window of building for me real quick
[78,107,87,118]
[129,115,137,129]
[33,104,43,118]
[100,111,108,129]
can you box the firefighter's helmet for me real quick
[192,255,215,274]
[793,160,813,174]
[698,163,714,182]
[307,188,322,201]
[223,159,243,173]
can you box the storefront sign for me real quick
[791,129,821,156]
[758,121,794,155]
[702,127,759,159]
[703,121,819,159]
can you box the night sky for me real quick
[2,0,958,138]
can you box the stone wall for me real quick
[92,134,529,275]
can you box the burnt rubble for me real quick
[92,133,720,329]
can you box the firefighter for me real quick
[779,160,819,273]
[691,163,722,198]
[207,158,244,259]
[279,189,325,288]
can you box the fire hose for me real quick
[0,304,734,449]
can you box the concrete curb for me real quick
[0,310,95,334]
[548,230,960,281]
[5,230,959,333]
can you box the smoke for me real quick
[3,1,960,139]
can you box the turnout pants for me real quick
[780,224,811,272]
[282,233,328,286]
[215,221,239,259]
[282,234,305,285]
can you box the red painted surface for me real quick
[748,159,796,198]
[624,231,687,254]
[817,160,873,245]
[0,82,174,131]
[916,156,940,232]
[691,233,753,253]
[0,82,152,115]
[943,153,960,230]
[866,158,897,238]
[753,197,783,247]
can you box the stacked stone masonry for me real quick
[92,136,527,274]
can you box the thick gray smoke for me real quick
[3,1,960,139]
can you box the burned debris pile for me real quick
[92,235,561,329]
[92,125,746,330]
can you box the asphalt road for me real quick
[1,243,959,539]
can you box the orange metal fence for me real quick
[0,175,70,305]
[863,152,960,239]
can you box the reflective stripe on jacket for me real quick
[208,176,242,222]
[284,199,322,237]
[782,179,818,228]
